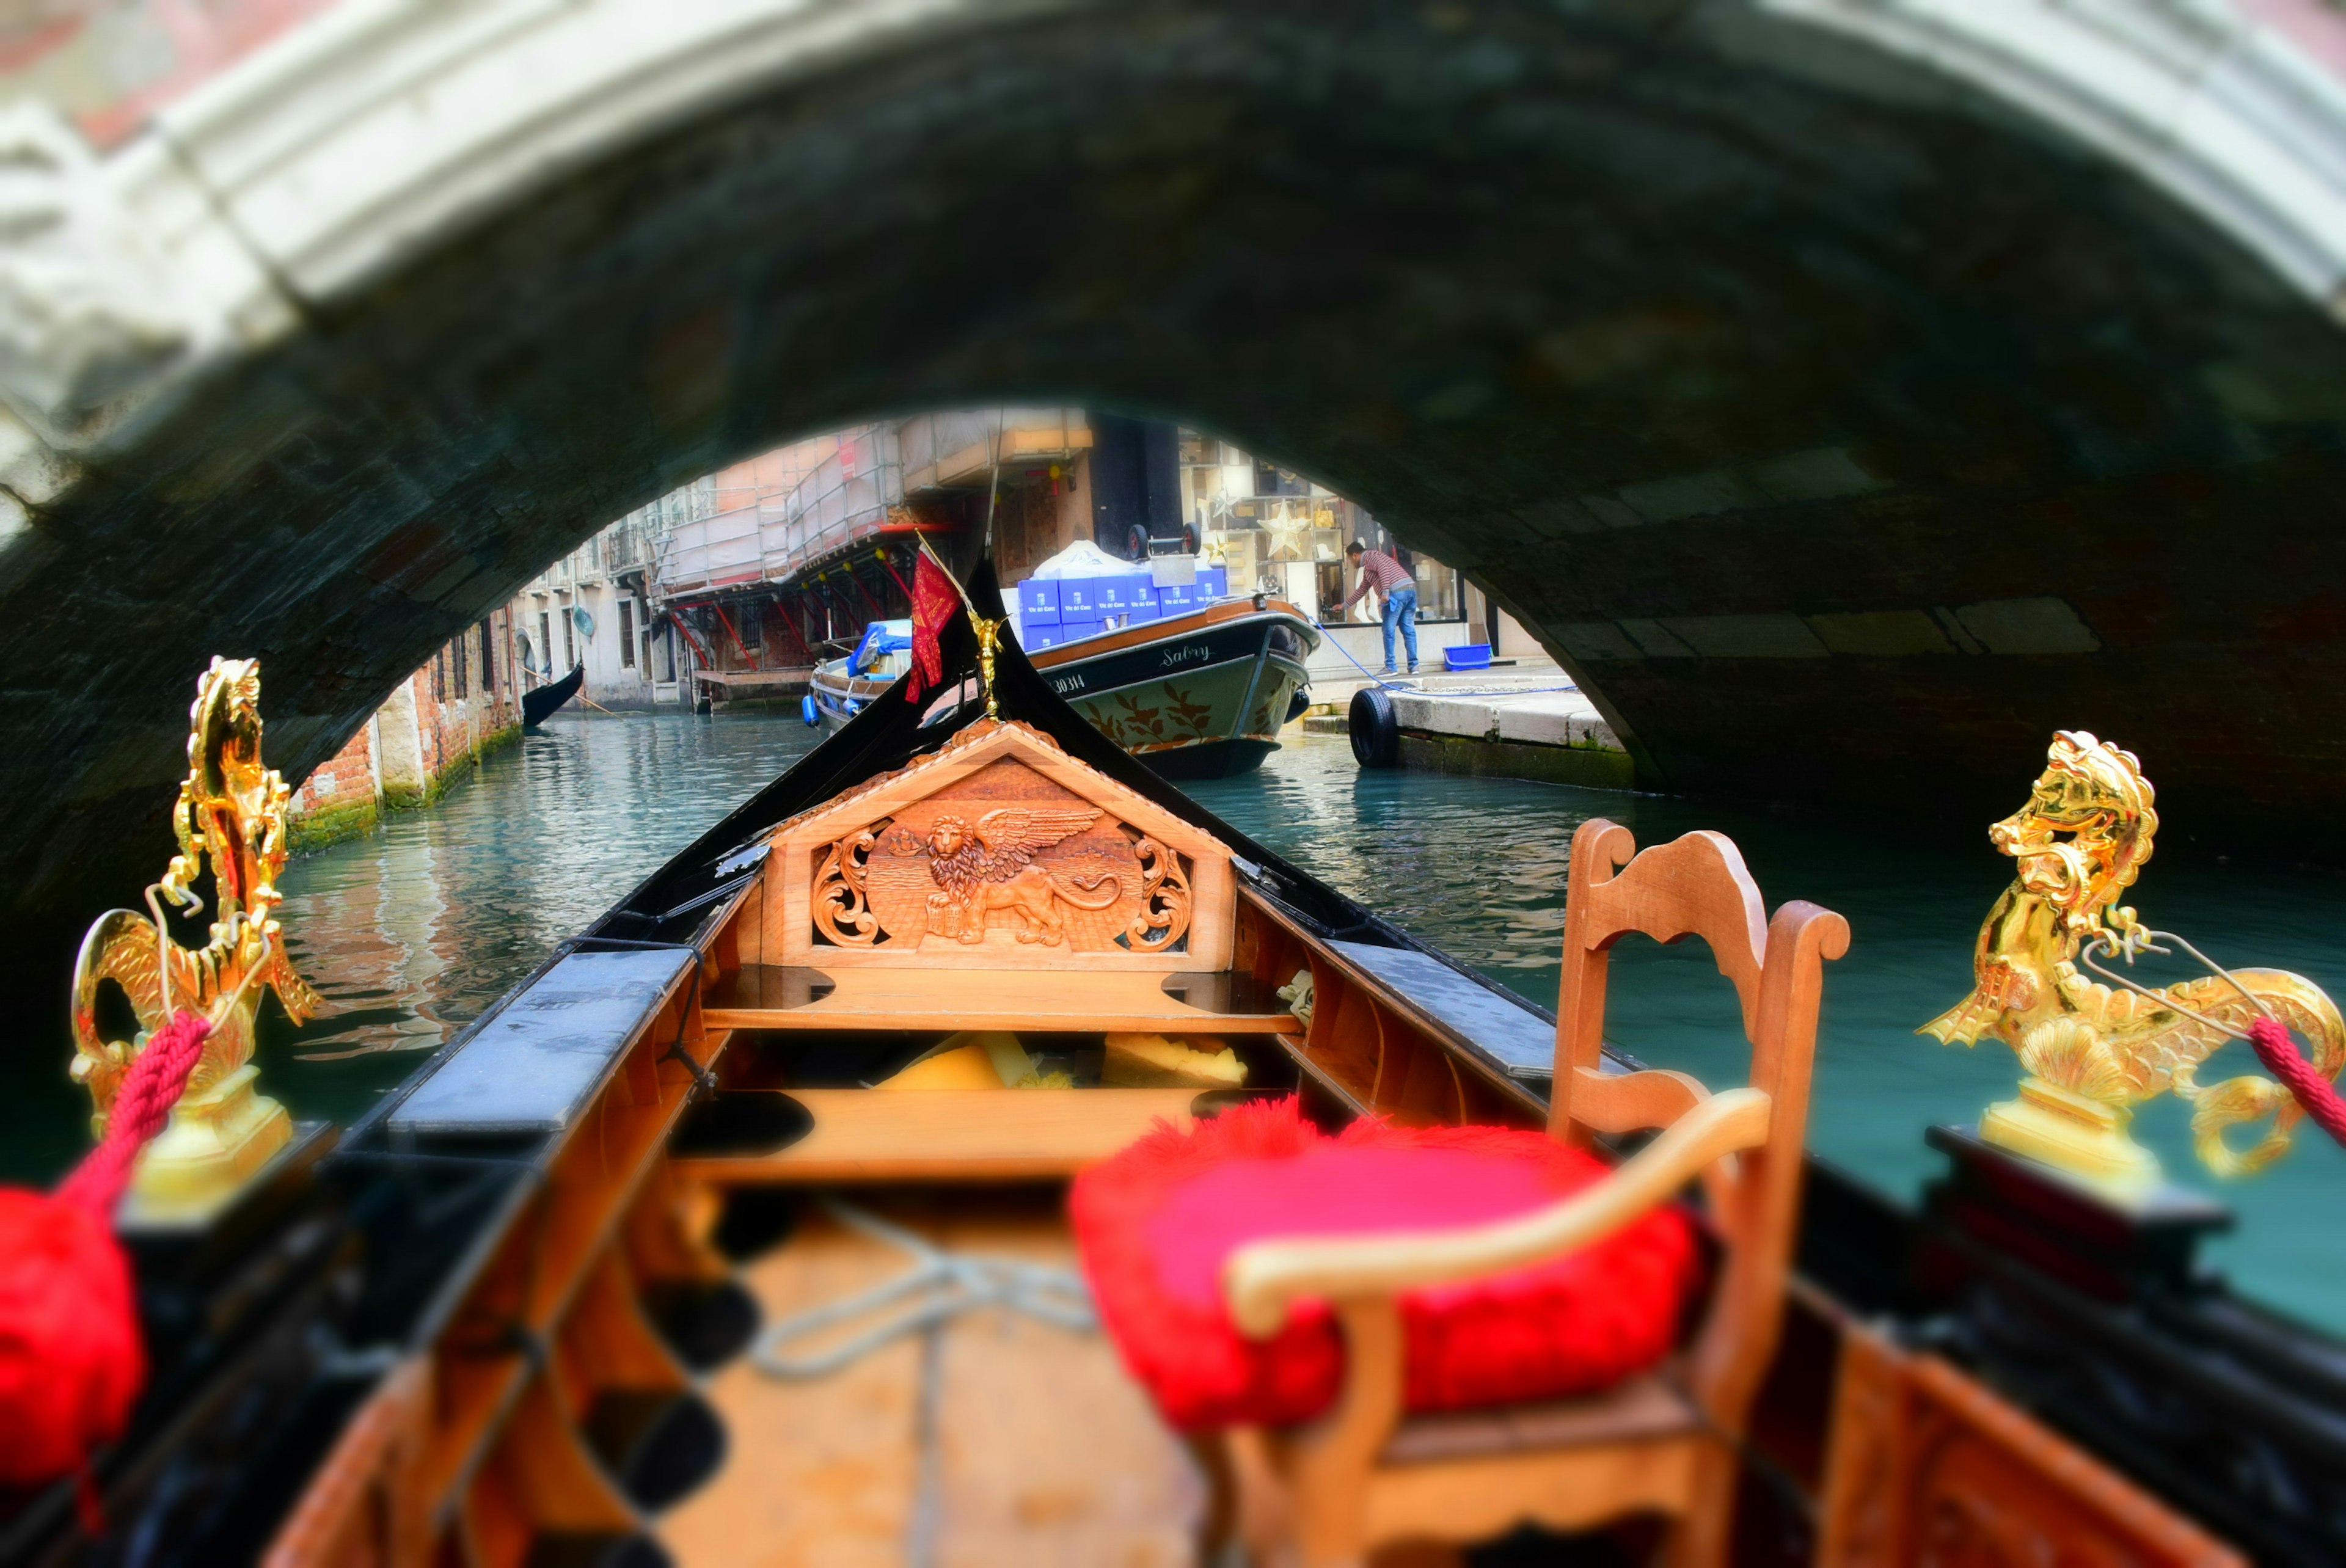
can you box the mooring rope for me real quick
[752,1197,1097,1568]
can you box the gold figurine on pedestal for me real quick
[69,658,320,1220]
[973,613,1004,720]
[1922,731,2345,1195]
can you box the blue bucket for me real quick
[1444,643,1493,671]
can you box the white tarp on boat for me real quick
[1027,541,1128,579]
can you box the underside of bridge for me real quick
[7,0,2346,990]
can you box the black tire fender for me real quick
[1349,684,1400,768]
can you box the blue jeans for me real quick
[1381,586,1419,670]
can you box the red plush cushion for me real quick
[1071,1096,1703,1431]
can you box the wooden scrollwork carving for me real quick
[813,822,886,946]
[1122,833,1193,953]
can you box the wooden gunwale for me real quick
[1241,885,1550,1123]
[422,1020,726,1522]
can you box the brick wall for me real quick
[288,718,375,817]
[287,611,524,850]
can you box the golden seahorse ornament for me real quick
[1922,731,2344,1184]
[68,658,319,1209]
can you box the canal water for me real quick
[37,712,2346,1332]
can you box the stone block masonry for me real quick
[288,615,525,851]
[1364,682,1635,791]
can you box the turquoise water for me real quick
[34,713,2343,1332]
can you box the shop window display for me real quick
[1180,431,1461,622]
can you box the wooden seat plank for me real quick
[1381,1374,1698,1465]
[671,1087,1199,1183]
[701,963,1295,1034]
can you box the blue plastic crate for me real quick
[1443,643,1493,671]
[1018,578,1061,622]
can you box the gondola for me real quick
[4,567,2337,1567]
[522,660,585,726]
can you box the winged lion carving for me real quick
[921,806,1123,944]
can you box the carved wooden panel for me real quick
[762,721,1233,971]
[1818,1324,2246,1568]
[811,757,1193,957]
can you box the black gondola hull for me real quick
[522,662,585,726]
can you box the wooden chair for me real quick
[1207,819,1848,1567]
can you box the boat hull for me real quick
[1031,600,1318,776]
[521,662,584,726]
[808,665,885,731]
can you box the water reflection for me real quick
[269,715,823,1126]
[261,715,2343,1332]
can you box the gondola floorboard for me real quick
[659,1194,1200,1567]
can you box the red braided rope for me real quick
[2247,1015,2346,1147]
[0,1009,211,1519]
[54,1012,212,1214]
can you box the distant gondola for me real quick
[521,660,583,726]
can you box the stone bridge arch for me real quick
[2,0,2345,963]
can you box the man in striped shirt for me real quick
[1341,539,1419,674]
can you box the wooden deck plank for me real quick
[671,1088,1197,1183]
[660,1208,923,1568]
[660,1194,1198,1568]
[928,1200,1199,1567]
[701,965,1295,1034]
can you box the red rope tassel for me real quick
[0,1011,211,1525]
[2246,1015,2346,1147]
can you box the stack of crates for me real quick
[1009,563,1234,651]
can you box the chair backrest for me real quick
[1549,819,1847,1432]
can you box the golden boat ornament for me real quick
[1923,730,2345,1194]
[68,657,320,1219]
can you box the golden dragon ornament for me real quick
[1922,730,2344,1192]
[68,657,320,1216]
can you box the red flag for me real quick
[907,550,957,701]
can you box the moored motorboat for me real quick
[803,619,911,730]
[4,568,2338,1567]
[813,598,1319,778]
[1023,594,1318,779]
